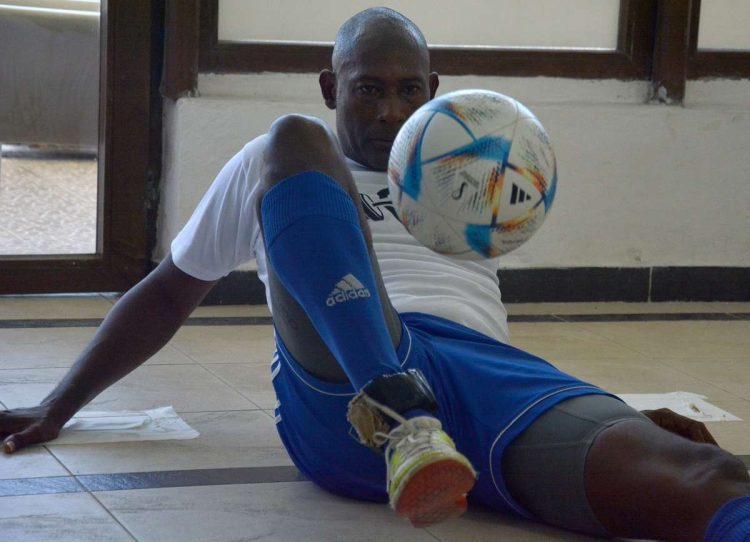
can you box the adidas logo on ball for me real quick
[510,183,533,205]
[387,89,557,260]
[326,273,371,306]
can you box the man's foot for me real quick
[378,416,477,527]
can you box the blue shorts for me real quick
[271,311,611,518]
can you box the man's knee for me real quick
[640,433,749,496]
[587,420,749,507]
[686,445,750,491]
[267,114,338,158]
[586,422,749,539]
[261,114,350,192]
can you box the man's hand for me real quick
[642,408,718,445]
[0,256,216,457]
[0,406,64,454]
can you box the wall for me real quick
[158,74,750,273]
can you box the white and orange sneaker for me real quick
[375,415,477,527]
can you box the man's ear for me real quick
[319,69,337,110]
[429,72,439,99]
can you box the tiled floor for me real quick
[0,297,749,541]
[0,151,97,255]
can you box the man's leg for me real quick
[503,394,749,541]
[586,417,750,541]
[258,115,400,383]
[257,114,476,525]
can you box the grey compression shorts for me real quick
[502,393,651,537]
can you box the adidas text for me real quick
[326,288,371,306]
[326,274,372,306]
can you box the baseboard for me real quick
[201,267,750,305]
[650,267,750,302]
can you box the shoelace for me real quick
[375,418,444,482]
[383,423,440,455]
[350,395,446,482]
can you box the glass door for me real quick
[0,0,100,257]
[0,0,160,294]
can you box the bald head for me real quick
[319,8,437,170]
[332,8,429,72]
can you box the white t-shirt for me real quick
[171,135,510,343]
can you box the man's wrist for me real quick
[40,393,83,427]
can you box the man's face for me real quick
[323,40,438,171]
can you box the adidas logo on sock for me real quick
[326,273,371,306]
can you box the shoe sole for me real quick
[393,458,476,528]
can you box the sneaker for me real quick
[375,416,477,528]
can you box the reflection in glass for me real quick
[0,0,100,255]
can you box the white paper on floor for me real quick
[52,406,199,445]
[618,392,742,422]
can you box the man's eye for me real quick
[357,85,380,95]
[402,85,422,95]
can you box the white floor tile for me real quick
[96,482,437,542]
[0,365,258,412]
[508,322,645,361]
[0,328,193,369]
[426,505,608,541]
[49,410,292,475]
[506,301,750,315]
[0,295,113,320]
[170,325,276,365]
[0,492,132,541]
[660,358,750,401]
[553,358,741,401]
[0,446,69,480]
[579,321,750,361]
[705,399,750,455]
[205,363,277,409]
[190,304,271,318]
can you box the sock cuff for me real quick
[261,171,360,247]
[705,496,750,542]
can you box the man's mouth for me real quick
[371,138,394,150]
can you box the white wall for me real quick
[158,75,750,270]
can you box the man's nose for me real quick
[377,95,409,124]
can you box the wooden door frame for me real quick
[0,0,163,294]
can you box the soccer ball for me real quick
[387,89,557,260]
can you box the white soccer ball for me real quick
[387,89,557,260]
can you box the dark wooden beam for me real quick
[651,0,692,103]
[163,0,200,99]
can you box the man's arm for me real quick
[0,255,217,453]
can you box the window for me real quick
[688,0,750,79]
[218,0,620,49]
[196,0,655,79]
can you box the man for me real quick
[1,7,748,541]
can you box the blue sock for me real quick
[261,171,403,391]
[705,496,750,542]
